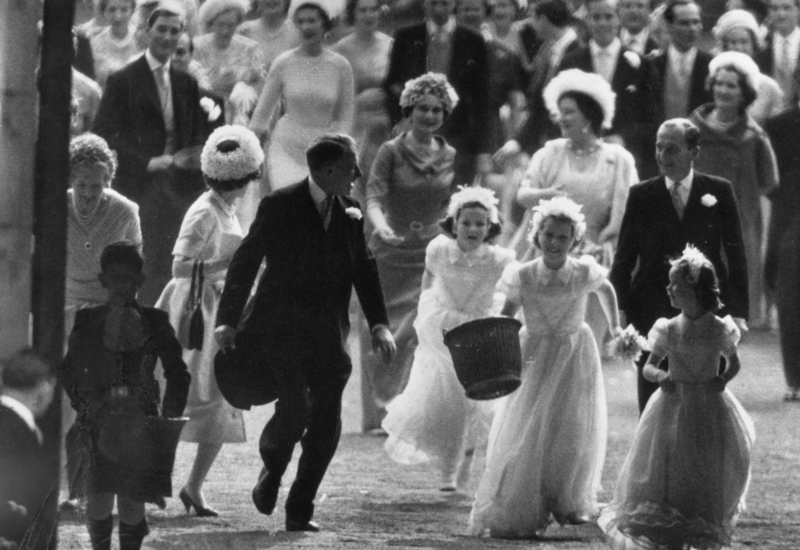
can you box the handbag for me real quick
[187,260,204,350]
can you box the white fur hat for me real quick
[543,69,616,130]
[713,9,763,49]
[708,50,761,92]
[201,125,265,182]
[199,0,249,31]
[287,0,344,21]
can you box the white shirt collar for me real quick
[307,174,328,206]
[145,49,171,73]
[590,37,621,58]
[0,395,40,442]
[620,27,648,52]
[776,26,800,44]
[665,168,694,192]
[427,17,456,37]
[668,43,697,63]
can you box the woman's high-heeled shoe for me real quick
[179,487,219,517]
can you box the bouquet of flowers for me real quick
[607,325,649,362]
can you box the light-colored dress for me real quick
[156,190,246,444]
[192,33,266,124]
[66,189,142,331]
[690,104,779,328]
[238,18,301,75]
[470,256,612,538]
[249,47,355,191]
[520,139,637,262]
[331,32,393,205]
[598,313,755,550]
[382,236,515,474]
[359,133,455,431]
[90,26,141,89]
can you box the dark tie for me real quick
[321,195,333,230]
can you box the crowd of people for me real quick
[3,0,800,546]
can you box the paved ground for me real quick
[58,329,800,549]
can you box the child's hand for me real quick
[708,375,727,393]
[658,372,676,394]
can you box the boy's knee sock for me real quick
[118,518,149,550]
[87,515,113,550]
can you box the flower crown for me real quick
[543,68,616,130]
[447,186,500,224]
[528,195,587,243]
[671,244,710,284]
[201,125,264,182]
[399,72,459,113]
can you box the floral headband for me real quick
[528,195,587,243]
[671,244,710,284]
[399,72,459,113]
[447,186,500,224]
[201,124,264,182]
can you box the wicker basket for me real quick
[443,317,523,400]
[96,413,188,474]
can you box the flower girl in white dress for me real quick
[382,187,516,491]
[470,196,620,538]
[598,246,755,550]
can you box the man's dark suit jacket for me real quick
[610,172,749,333]
[92,54,207,203]
[559,44,655,163]
[0,404,49,546]
[383,23,491,156]
[648,48,714,124]
[217,180,389,374]
[755,31,800,78]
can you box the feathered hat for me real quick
[543,69,616,130]
[201,125,264,182]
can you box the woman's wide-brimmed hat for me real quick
[543,68,616,130]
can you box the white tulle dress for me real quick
[470,255,616,538]
[382,235,516,478]
[598,313,755,550]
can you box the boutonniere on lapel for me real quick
[199,97,222,122]
[701,194,718,207]
[345,206,363,220]
[623,50,641,69]
[626,84,638,93]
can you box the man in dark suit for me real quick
[643,0,711,178]
[383,0,491,185]
[610,119,749,413]
[757,0,800,107]
[559,0,655,170]
[215,135,396,532]
[0,350,56,548]
[93,4,207,305]
[763,103,800,400]
[619,0,660,55]
[494,0,581,158]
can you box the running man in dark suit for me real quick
[215,134,396,532]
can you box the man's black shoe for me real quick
[251,473,280,515]
[286,519,320,532]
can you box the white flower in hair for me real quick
[528,195,587,244]
[543,69,616,130]
[446,185,500,224]
[701,194,718,207]
[345,206,362,220]
[623,51,641,69]
[672,244,708,283]
[200,124,265,182]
